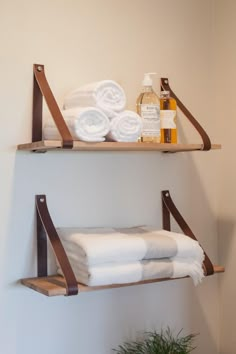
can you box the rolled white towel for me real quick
[43,107,110,142]
[63,80,126,118]
[106,111,142,142]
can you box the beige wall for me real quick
[214,1,236,353]
[0,1,221,353]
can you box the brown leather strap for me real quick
[36,195,78,295]
[162,196,170,231]
[161,190,214,276]
[33,73,43,142]
[37,209,47,277]
[33,64,73,149]
[160,78,211,151]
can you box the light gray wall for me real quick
[0,1,220,353]
[214,1,236,353]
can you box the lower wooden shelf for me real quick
[21,265,224,297]
[17,140,221,153]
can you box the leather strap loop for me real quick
[33,64,73,149]
[160,78,211,151]
[161,190,214,276]
[36,195,78,295]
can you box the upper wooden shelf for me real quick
[21,265,225,297]
[20,66,219,153]
[17,140,221,153]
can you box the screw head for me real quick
[39,198,44,203]
[37,65,42,72]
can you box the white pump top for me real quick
[142,72,157,86]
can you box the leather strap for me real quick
[33,64,73,149]
[37,209,47,277]
[161,190,214,276]
[32,73,43,142]
[160,78,211,151]
[36,195,78,295]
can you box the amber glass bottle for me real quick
[160,90,177,143]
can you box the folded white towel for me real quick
[57,227,204,266]
[106,111,142,142]
[61,260,143,286]
[58,227,146,266]
[57,257,204,286]
[63,80,126,118]
[43,107,110,142]
[145,228,204,263]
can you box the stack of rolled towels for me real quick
[44,80,142,142]
[56,226,205,287]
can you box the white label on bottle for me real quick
[160,110,176,129]
[140,104,160,136]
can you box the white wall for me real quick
[0,1,221,353]
[214,1,236,353]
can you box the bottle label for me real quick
[160,110,176,129]
[140,104,160,136]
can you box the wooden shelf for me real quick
[19,68,220,153]
[21,265,225,297]
[25,192,224,297]
[17,140,222,152]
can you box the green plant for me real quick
[113,328,197,354]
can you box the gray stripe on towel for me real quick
[115,227,147,234]
[140,233,178,259]
[115,227,178,260]
[141,259,174,280]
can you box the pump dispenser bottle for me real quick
[136,73,160,143]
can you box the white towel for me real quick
[43,107,110,142]
[106,111,142,142]
[57,258,204,286]
[57,227,204,266]
[58,227,147,266]
[144,227,205,262]
[63,80,126,118]
[172,258,205,286]
[61,261,143,286]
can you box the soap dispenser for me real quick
[136,73,160,143]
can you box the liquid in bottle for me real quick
[160,90,177,143]
[136,73,160,143]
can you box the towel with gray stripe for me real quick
[56,226,205,286]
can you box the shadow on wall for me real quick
[1,142,222,354]
[218,218,236,264]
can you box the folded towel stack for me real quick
[56,226,205,286]
[63,80,142,142]
[43,107,110,142]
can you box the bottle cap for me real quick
[142,72,157,86]
[160,90,170,97]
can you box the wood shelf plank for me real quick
[17,140,222,152]
[21,265,224,297]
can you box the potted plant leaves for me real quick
[113,328,197,354]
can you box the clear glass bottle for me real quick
[160,90,177,143]
[136,73,160,143]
